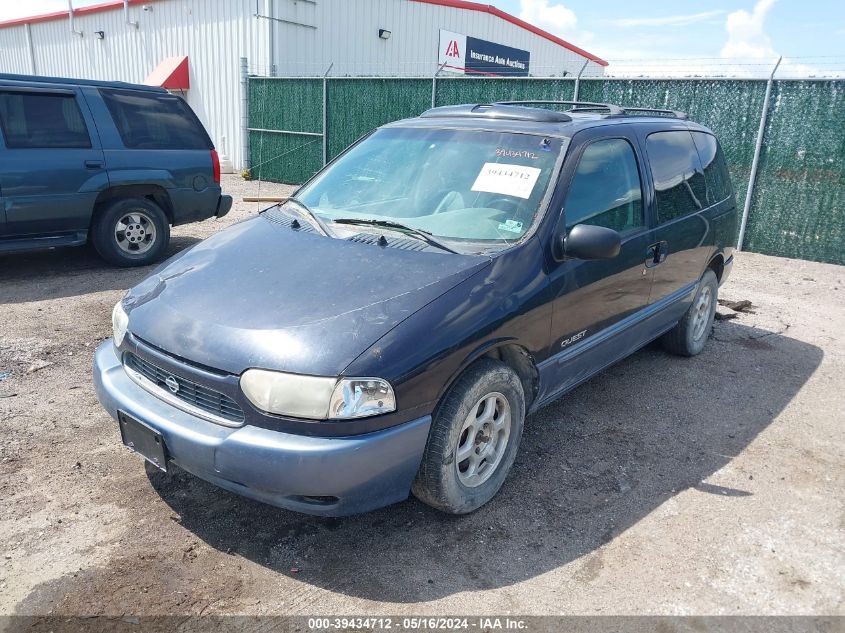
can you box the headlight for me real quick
[112,301,129,347]
[240,370,396,420]
[328,378,397,419]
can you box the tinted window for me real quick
[100,89,211,150]
[564,138,644,233]
[0,91,91,149]
[646,131,707,224]
[691,131,733,204]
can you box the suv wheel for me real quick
[92,197,170,267]
[661,269,718,356]
[412,358,525,514]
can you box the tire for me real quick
[661,269,718,357]
[91,197,170,267]
[412,358,525,514]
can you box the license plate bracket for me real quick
[118,410,168,472]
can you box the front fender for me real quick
[345,239,551,418]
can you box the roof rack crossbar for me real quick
[495,100,689,120]
[619,106,688,120]
[496,100,624,115]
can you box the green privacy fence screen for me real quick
[248,76,845,265]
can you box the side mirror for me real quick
[554,224,622,261]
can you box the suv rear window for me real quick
[100,88,211,150]
[0,91,91,149]
[646,130,707,224]
[691,131,733,204]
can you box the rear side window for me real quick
[99,88,211,150]
[564,138,644,233]
[691,131,733,204]
[0,90,91,149]
[646,130,707,224]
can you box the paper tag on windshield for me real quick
[471,163,541,200]
[497,219,524,233]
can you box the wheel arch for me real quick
[436,339,539,416]
[706,252,725,282]
[90,185,174,228]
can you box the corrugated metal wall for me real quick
[0,0,269,169]
[264,0,603,78]
[248,76,845,266]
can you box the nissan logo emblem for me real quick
[164,375,180,394]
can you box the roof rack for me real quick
[420,103,572,123]
[619,106,688,120]
[495,100,689,120]
[496,100,624,115]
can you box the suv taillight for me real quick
[211,149,221,184]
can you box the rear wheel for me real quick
[661,269,718,356]
[91,197,170,267]
[412,359,525,514]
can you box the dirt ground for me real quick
[0,174,843,618]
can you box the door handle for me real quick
[645,241,668,268]
[85,160,103,169]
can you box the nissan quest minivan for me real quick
[93,101,736,516]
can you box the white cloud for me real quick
[519,0,584,39]
[717,0,830,77]
[721,0,777,59]
[609,11,726,28]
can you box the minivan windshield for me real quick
[295,127,564,251]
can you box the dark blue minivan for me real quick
[94,102,736,516]
[0,74,231,266]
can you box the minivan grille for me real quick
[124,353,244,424]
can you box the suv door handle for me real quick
[85,160,103,169]
[645,241,669,268]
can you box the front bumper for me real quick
[93,341,431,516]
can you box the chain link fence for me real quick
[246,74,844,265]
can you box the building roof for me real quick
[0,0,608,67]
[0,0,149,29]
[411,0,608,66]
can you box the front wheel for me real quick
[661,269,718,356]
[412,359,525,514]
[91,197,170,267]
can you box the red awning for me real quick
[144,56,189,90]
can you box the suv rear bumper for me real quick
[216,195,233,218]
[93,340,431,516]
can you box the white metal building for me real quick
[0,0,606,169]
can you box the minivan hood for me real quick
[124,215,490,376]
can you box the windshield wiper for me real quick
[333,218,460,254]
[279,198,331,236]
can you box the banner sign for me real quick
[439,29,531,76]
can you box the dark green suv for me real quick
[0,73,232,266]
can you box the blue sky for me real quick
[498,0,845,76]
[3,1,843,76]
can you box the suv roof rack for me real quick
[420,103,572,123]
[0,72,167,93]
[495,100,689,120]
[496,100,623,115]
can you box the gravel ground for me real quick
[0,174,843,618]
